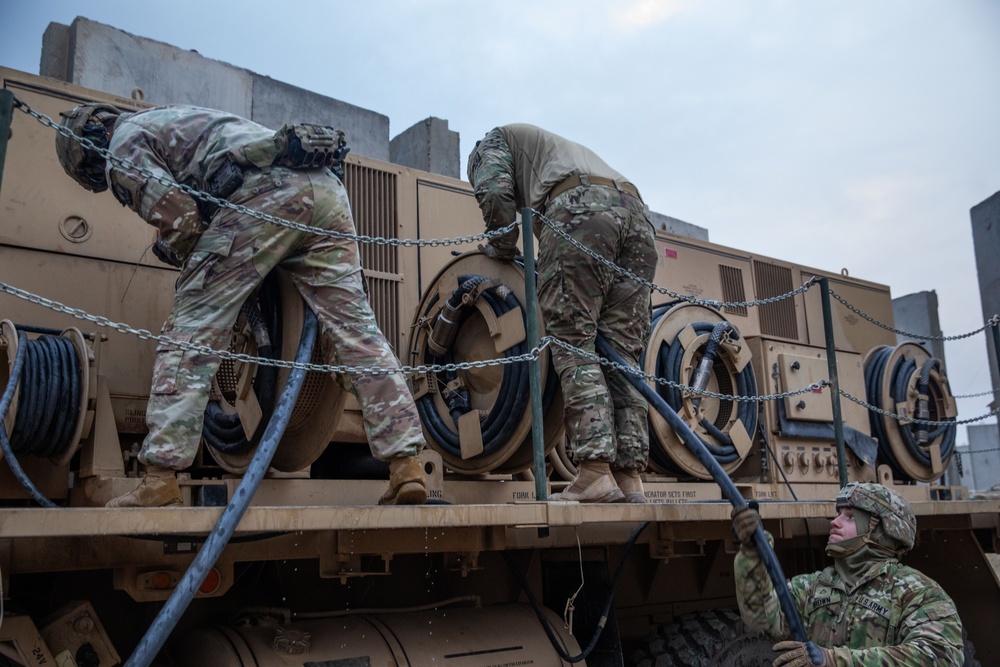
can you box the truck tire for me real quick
[631,609,777,667]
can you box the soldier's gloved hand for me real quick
[477,242,517,261]
[772,641,834,667]
[151,238,184,268]
[731,505,761,549]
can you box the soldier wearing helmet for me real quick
[731,483,965,666]
[55,103,428,508]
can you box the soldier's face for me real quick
[828,507,858,544]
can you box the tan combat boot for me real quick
[378,456,428,505]
[613,469,647,504]
[550,461,625,503]
[106,466,183,508]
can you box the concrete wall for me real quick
[964,424,1000,492]
[390,117,460,179]
[648,210,709,242]
[892,291,946,363]
[972,190,1000,411]
[39,17,399,162]
[37,17,707,226]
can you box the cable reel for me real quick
[641,303,757,479]
[204,272,347,474]
[863,342,957,482]
[0,319,95,468]
[407,251,563,475]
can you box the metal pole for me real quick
[819,277,849,487]
[521,208,548,502]
[0,90,14,196]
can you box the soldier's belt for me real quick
[548,174,641,202]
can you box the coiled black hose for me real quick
[644,310,757,474]
[0,331,58,507]
[416,275,557,460]
[202,277,282,455]
[5,329,82,459]
[864,347,956,480]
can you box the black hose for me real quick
[202,276,282,455]
[5,332,82,459]
[864,348,956,481]
[501,521,652,663]
[0,332,58,507]
[596,335,824,664]
[123,307,318,667]
[416,275,557,460]
[644,310,757,474]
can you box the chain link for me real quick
[829,288,1000,342]
[14,98,516,249]
[952,388,1000,399]
[0,282,545,376]
[14,97,1000,424]
[545,336,828,402]
[528,208,820,310]
[838,387,1000,427]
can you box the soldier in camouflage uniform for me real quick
[55,103,428,507]
[467,124,657,503]
[731,483,965,665]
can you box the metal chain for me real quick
[952,388,1000,399]
[961,447,1000,455]
[838,387,1000,427]
[529,208,820,310]
[0,281,544,376]
[14,98,516,249]
[545,336,827,402]
[829,288,1000,342]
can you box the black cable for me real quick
[5,331,82,459]
[645,310,757,474]
[0,332,58,507]
[203,276,282,455]
[416,275,557,461]
[864,348,956,481]
[501,521,652,663]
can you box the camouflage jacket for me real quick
[106,106,278,259]
[734,540,965,665]
[467,124,634,253]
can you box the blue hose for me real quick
[124,308,318,667]
[595,334,825,665]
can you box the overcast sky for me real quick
[2,0,999,447]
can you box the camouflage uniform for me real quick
[106,106,424,470]
[467,124,657,470]
[734,483,965,665]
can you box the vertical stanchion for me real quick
[819,277,849,487]
[521,208,548,502]
[991,317,1000,411]
[0,90,14,196]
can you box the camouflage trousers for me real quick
[140,166,425,470]
[537,184,657,470]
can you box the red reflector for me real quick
[200,567,222,594]
[664,248,678,259]
[151,572,173,589]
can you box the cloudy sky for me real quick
[2,0,999,446]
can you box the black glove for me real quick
[731,505,761,548]
[478,242,517,261]
[772,641,834,667]
[151,238,183,268]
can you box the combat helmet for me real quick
[836,482,917,554]
[55,103,122,192]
